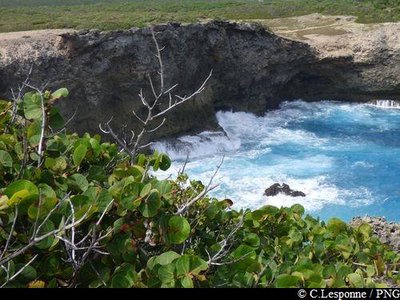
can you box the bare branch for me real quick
[67,198,76,263]
[147,74,159,100]
[99,118,134,160]
[34,193,69,239]
[89,262,107,287]
[0,201,92,266]
[178,153,190,176]
[151,28,164,93]
[100,27,212,160]
[32,189,43,240]
[0,255,38,288]
[138,142,154,150]
[132,109,146,124]
[49,108,78,136]
[175,156,224,215]
[92,249,110,256]
[8,65,33,127]
[146,118,166,133]
[139,89,150,109]
[150,70,212,120]
[163,83,178,95]
[0,206,18,261]
[207,216,244,266]
[96,200,114,226]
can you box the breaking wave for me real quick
[153,100,400,221]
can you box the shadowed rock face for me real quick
[1,20,400,141]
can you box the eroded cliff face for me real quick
[1,18,400,141]
[265,14,400,102]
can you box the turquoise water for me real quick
[153,101,400,222]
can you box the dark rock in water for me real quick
[263,183,306,197]
[291,190,307,197]
[263,183,281,196]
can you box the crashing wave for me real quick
[151,100,400,220]
[151,131,240,160]
[369,100,400,109]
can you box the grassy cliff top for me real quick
[0,0,399,33]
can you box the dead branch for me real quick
[206,215,244,266]
[0,206,18,262]
[0,192,89,267]
[58,198,114,286]
[178,153,190,177]
[49,108,78,137]
[0,255,38,288]
[175,156,224,216]
[8,65,33,127]
[99,27,213,160]
[0,195,113,287]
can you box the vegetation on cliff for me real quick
[1,14,400,287]
[0,86,400,288]
[0,0,400,33]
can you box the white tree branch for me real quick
[175,156,224,215]
[100,27,212,159]
[0,255,38,288]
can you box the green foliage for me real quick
[167,216,191,244]
[0,0,400,33]
[0,87,399,288]
[72,144,87,167]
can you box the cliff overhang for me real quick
[1,17,400,140]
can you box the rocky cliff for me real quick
[1,17,400,140]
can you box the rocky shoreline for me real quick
[350,216,400,252]
[350,216,400,287]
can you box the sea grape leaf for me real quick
[167,216,191,244]
[154,251,181,266]
[0,150,12,168]
[4,180,38,198]
[274,274,300,288]
[73,144,87,167]
[51,88,69,100]
[23,92,42,120]
[139,189,161,218]
[68,174,89,192]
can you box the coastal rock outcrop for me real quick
[350,216,400,287]
[1,16,400,140]
[264,183,306,197]
[350,216,400,252]
[0,21,314,142]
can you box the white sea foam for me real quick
[152,131,241,160]
[164,169,374,213]
[151,100,386,216]
[152,107,327,159]
[351,161,374,169]
[369,100,400,109]
[212,174,344,212]
[152,100,390,159]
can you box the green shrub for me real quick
[2,0,400,33]
[0,88,399,288]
